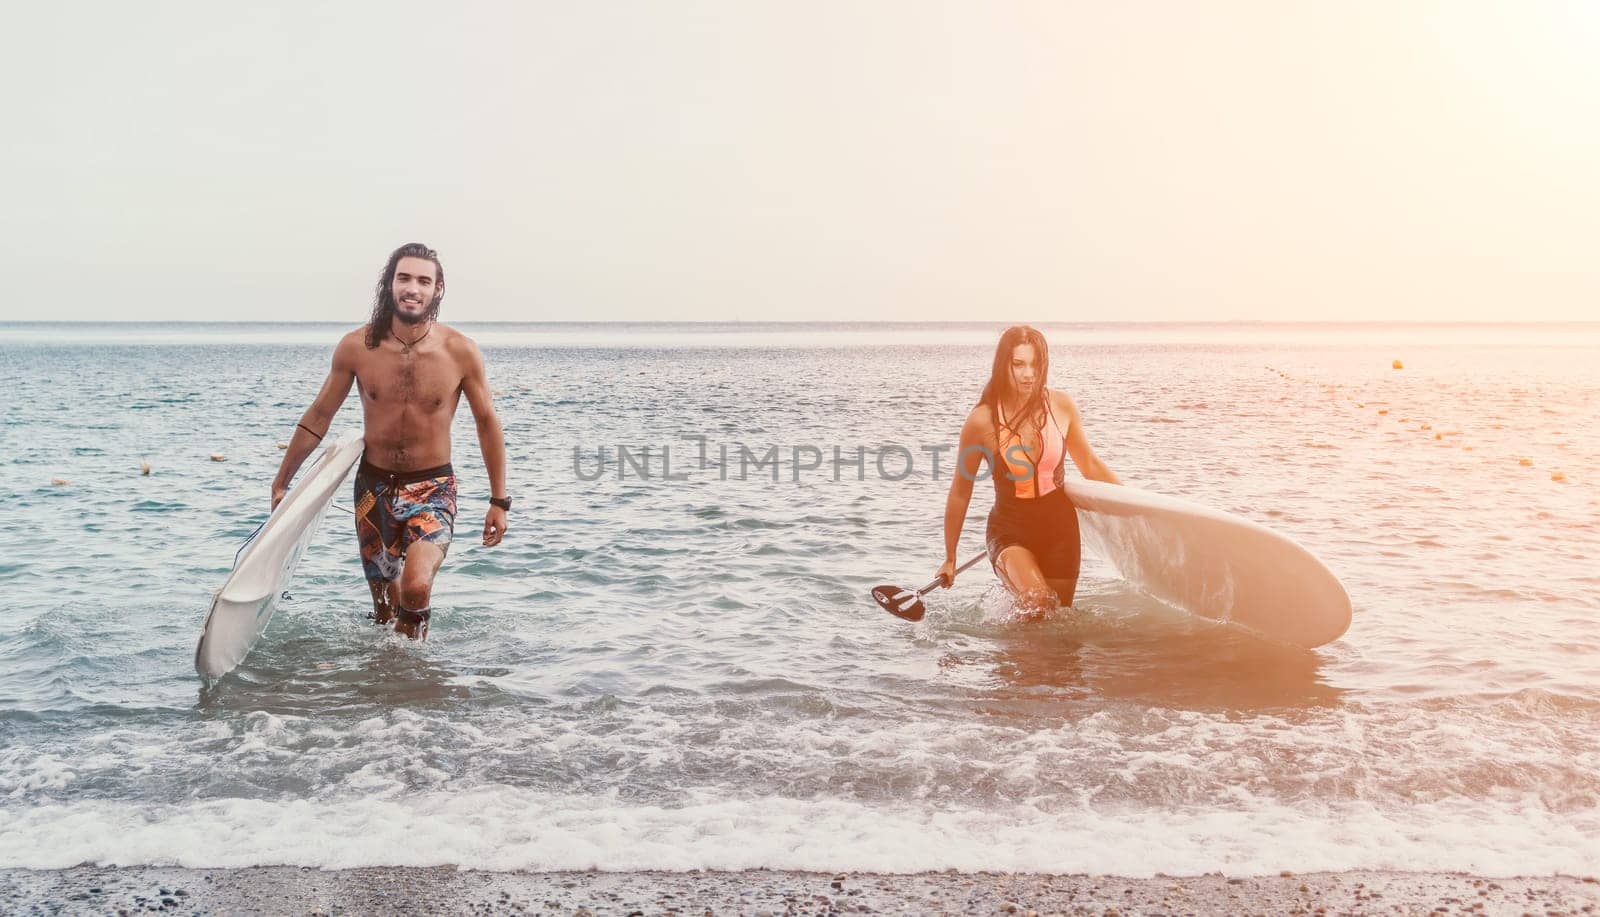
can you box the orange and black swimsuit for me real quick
[984,392,1082,580]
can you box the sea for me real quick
[1,321,1597,876]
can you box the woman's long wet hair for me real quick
[979,324,1051,446]
[365,243,445,349]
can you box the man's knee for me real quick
[399,580,431,610]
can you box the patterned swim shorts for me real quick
[353,459,457,583]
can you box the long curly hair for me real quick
[366,243,445,349]
[979,324,1051,445]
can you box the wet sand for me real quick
[3,867,1597,915]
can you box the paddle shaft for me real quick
[917,552,987,597]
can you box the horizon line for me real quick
[7,319,1600,327]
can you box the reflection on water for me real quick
[198,622,473,717]
[928,582,1344,713]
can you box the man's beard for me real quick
[393,298,432,325]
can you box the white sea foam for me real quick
[1,792,1596,875]
[0,755,75,798]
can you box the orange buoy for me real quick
[1551,471,1567,482]
[1392,359,1404,370]
[1518,458,1533,467]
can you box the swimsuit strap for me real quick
[1038,392,1067,494]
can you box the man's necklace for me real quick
[399,321,433,353]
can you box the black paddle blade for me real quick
[871,585,926,622]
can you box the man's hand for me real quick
[936,557,958,589]
[271,482,288,512]
[483,505,508,547]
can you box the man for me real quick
[271,242,509,639]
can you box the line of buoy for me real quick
[1264,363,1575,484]
[51,445,304,487]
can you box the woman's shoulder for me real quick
[1046,387,1077,413]
[962,401,997,432]
[1044,388,1079,430]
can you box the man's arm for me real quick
[1060,391,1121,485]
[271,334,359,509]
[457,337,508,546]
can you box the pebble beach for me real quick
[4,867,1599,916]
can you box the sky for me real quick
[3,1,1598,323]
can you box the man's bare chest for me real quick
[356,352,461,411]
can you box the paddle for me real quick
[871,553,986,621]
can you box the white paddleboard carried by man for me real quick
[195,430,367,681]
[271,241,511,641]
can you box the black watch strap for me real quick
[489,496,512,511]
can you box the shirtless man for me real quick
[271,242,509,639]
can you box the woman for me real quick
[937,325,1121,614]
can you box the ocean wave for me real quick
[1,792,1595,875]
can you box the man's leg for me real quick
[366,579,400,625]
[393,540,446,640]
[385,471,457,640]
[355,469,405,625]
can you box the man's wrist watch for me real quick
[489,496,512,511]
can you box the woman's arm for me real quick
[938,407,990,585]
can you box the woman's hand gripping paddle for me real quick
[871,553,986,621]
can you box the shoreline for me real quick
[4,867,1597,915]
